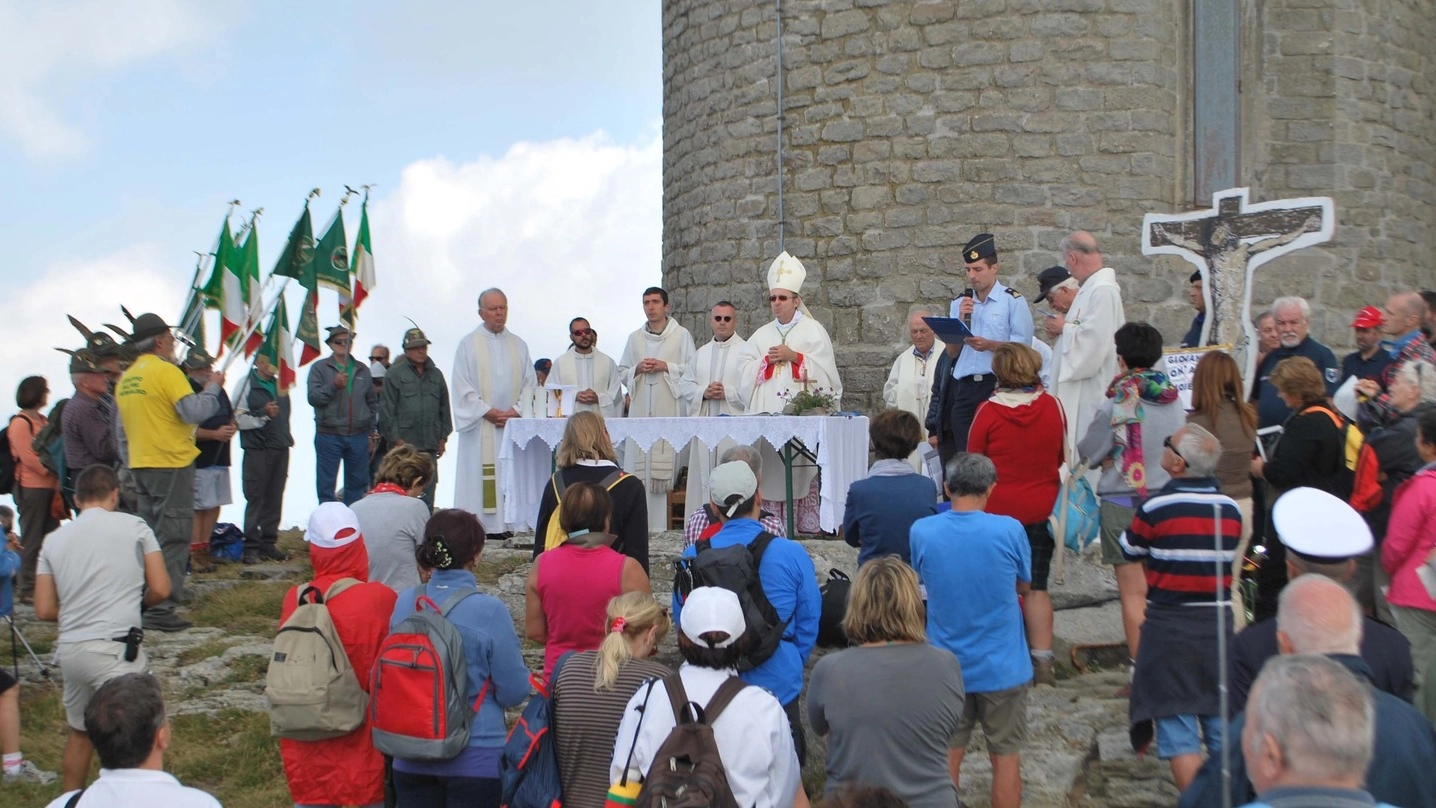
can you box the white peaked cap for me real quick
[767,251,806,294]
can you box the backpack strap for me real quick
[599,469,629,490]
[700,676,749,724]
[660,672,693,724]
[323,577,362,602]
[619,678,659,785]
[552,468,570,499]
[64,789,86,808]
[748,531,778,571]
[437,589,477,617]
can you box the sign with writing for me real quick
[1163,344,1230,411]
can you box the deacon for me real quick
[550,316,623,418]
[1046,231,1126,449]
[619,286,696,531]
[307,325,377,506]
[947,234,1033,453]
[883,311,944,471]
[381,326,452,509]
[739,252,843,529]
[679,300,750,518]
[452,288,536,538]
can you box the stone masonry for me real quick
[662,0,1434,414]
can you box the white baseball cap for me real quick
[680,587,746,649]
[304,502,363,549]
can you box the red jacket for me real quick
[1382,466,1436,611]
[968,391,1066,526]
[279,539,398,806]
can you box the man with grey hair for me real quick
[1046,231,1125,451]
[681,444,785,546]
[1179,576,1436,808]
[1253,296,1338,431]
[1355,290,1436,429]
[1119,422,1243,790]
[910,453,1031,808]
[883,310,944,470]
[451,288,535,537]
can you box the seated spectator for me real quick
[1380,407,1436,723]
[9,375,60,602]
[350,445,434,591]
[842,409,938,565]
[1120,424,1241,790]
[279,503,398,808]
[808,557,964,808]
[33,464,171,792]
[389,509,530,807]
[533,411,648,572]
[673,461,821,767]
[2,509,55,785]
[683,443,785,545]
[610,587,799,808]
[551,592,671,808]
[1077,322,1185,663]
[967,342,1065,683]
[910,453,1031,808]
[44,673,221,807]
[526,482,651,681]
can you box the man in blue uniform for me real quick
[1251,296,1339,430]
[947,233,1033,453]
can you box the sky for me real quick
[0,0,665,528]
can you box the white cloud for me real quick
[0,0,228,156]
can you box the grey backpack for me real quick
[266,578,368,740]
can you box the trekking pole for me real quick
[1214,502,1231,808]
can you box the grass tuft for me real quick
[474,553,528,586]
[186,581,290,636]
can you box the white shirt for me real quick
[610,664,799,808]
[46,768,223,808]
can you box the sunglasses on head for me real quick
[571,328,594,337]
[712,315,733,322]
[769,294,792,302]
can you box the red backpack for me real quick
[1306,406,1383,513]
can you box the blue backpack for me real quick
[500,651,574,808]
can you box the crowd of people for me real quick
[2,232,1436,808]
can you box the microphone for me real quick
[959,288,975,327]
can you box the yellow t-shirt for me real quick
[116,353,201,469]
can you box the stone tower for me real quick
[662,0,1435,414]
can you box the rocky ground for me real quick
[4,529,1178,807]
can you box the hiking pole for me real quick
[1214,502,1231,808]
[4,615,51,681]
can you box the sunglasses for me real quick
[571,328,594,337]
[712,315,733,322]
[1163,435,1184,462]
[369,356,384,362]
[769,294,792,303]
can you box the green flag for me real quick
[273,202,321,364]
[200,214,236,308]
[314,208,350,294]
[232,224,263,356]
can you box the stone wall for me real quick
[662,0,1435,415]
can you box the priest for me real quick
[679,300,749,518]
[549,316,623,418]
[619,286,696,532]
[451,288,536,537]
[1046,231,1126,451]
[883,310,944,471]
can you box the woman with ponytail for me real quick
[387,509,531,808]
[352,444,435,591]
[550,592,671,808]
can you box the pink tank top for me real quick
[536,544,626,681]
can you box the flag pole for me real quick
[218,278,291,375]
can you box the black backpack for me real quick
[673,532,786,672]
[0,414,25,495]
[816,569,852,649]
[633,674,747,808]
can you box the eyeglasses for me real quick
[769,295,792,303]
[571,328,594,337]
[1163,435,1185,462]
[712,315,733,322]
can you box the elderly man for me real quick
[368,344,390,370]
[884,311,943,465]
[1340,306,1393,387]
[1046,231,1125,449]
[183,348,236,571]
[1180,271,1210,348]
[620,286,696,531]
[452,288,535,537]
[1253,310,1280,372]
[946,235,1033,454]
[114,313,220,632]
[1119,423,1241,790]
[1180,578,1436,808]
[550,316,623,418]
[1252,296,1339,431]
[1355,290,1436,429]
[61,348,120,473]
[307,325,378,506]
[239,353,291,564]
[381,326,452,509]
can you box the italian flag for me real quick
[341,197,374,328]
[260,296,298,392]
[232,224,264,357]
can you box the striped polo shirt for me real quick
[1119,476,1242,606]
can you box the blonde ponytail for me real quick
[595,592,671,692]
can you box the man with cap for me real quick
[451,288,536,536]
[883,311,944,472]
[619,286,696,532]
[1180,271,1211,349]
[945,234,1034,454]
[68,317,135,510]
[1179,578,1436,808]
[1227,487,1414,715]
[61,348,120,474]
[1046,231,1126,452]
[114,313,222,632]
[307,324,378,506]
[238,353,291,564]
[183,348,236,571]
[551,316,623,418]
[673,461,821,768]
[380,326,452,509]
[1339,306,1393,388]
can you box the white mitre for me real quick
[767,251,806,294]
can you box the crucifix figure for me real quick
[1142,188,1335,388]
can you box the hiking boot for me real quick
[3,760,58,785]
[242,551,261,565]
[1033,656,1058,687]
[254,545,289,562]
[143,612,193,632]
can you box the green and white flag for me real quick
[314,207,350,294]
[273,201,321,365]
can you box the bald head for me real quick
[1061,231,1103,281]
[908,310,935,354]
[1385,291,1427,338]
[1277,575,1363,656]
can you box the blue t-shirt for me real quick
[673,518,821,705]
[909,510,1032,693]
[1254,338,1339,428]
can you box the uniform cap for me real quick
[1272,487,1373,564]
[963,233,997,263]
[402,327,430,349]
[127,313,171,342]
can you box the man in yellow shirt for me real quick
[114,313,222,632]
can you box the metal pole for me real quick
[1215,502,1232,808]
[783,441,795,538]
[775,0,785,253]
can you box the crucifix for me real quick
[1142,187,1335,390]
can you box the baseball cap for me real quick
[709,461,758,517]
[1350,306,1385,329]
[680,587,746,648]
[304,502,363,549]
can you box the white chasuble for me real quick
[1052,267,1125,452]
[451,325,535,528]
[618,318,696,533]
[679,335,749,519]
[550,348,623,419]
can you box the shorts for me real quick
[193,466,233,511]
[1099,500,1138,566]
[0,665,16,694]
[1025,521,1055,591]
[950,683,1029,755]
[58,639,148,730]
[1154,714,1224,759]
